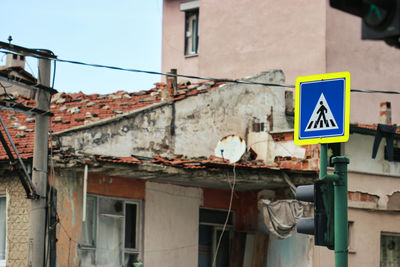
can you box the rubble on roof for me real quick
[0,80,225,161]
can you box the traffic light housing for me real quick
[330,0,400,47]
[296,180,334,249]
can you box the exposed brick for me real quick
[348,191,379,203]
[387,191,400,210]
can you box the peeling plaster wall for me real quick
[58,104,173,158]
[58,71,290,160]
[144,182,202,267]
[54,170,83,267]
[54,169,146,267]
[348,171,400,210]
[248,132,306,164]
[0,173,30,266]
[174,71,290,157]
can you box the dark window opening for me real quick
[198,208,234,267]
[125,203,138,249]
[384,146,400,162]
[200,208,234,226]
[184,9,199,55]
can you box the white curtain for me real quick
[97,215,123,266]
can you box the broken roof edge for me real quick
[52,101,171,136]
[0,71,57,95]
[0,66,37,82]
[49,153,318,189]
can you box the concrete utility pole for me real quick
[29,52,52,267]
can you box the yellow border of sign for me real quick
[294,72,351,145]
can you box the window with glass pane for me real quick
[185,9,199,55]
[0,197,6,263]
[80,196,141,267]
[82,196,96,247]
[381,232,400,267]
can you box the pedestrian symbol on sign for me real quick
[294,72,350,145]
[305,93,338,132]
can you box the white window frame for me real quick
[80,195,142,266]
[181,1,199,56]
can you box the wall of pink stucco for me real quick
[162,0,326,84]
[162,0,200,78]
[326,6,400,124]
[162,0,400,125]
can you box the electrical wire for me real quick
[211,163,236,267]
[0,51,400,95]
[0,50,286,88]
[2,50,400,94]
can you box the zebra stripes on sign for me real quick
[305,93,338,132]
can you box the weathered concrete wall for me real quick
[0,173,30,266]
[248,131,306,164]
[144,182,202,267]
[57,71,289,160]
[174,71,290,157]
[348,171,400,210]
[54,169,83,267]
[345,133,400,176]
[57,103,173,158]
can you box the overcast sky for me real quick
[1,0,163,94]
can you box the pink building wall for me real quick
[162,0,400,124]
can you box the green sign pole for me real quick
[332,156,349,267]
[320,144,349,267]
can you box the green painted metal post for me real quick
[320,144,349,267]
[332,156,350,267]
[320,144,328,179]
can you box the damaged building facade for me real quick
[1,67,320,266]
[50,70,319,267]
[0,52,399,266]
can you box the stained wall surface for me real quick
[143,182,202,267]
[57,71,289,160]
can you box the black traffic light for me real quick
[296,180,334,249]
[330,0,400,47]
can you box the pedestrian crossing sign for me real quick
[294,72,350,145]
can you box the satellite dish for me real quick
[214,135,246,163]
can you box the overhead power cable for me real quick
[1,50,400,95]
[0,50,293,88]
